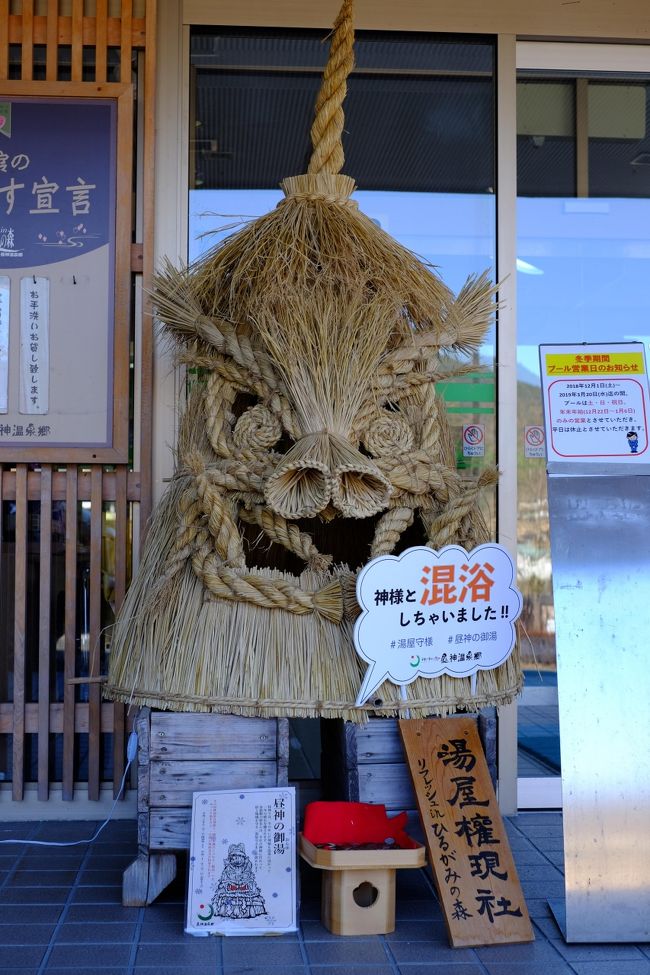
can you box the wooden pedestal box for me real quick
[299,835,426,935]
[320,712,497,841]
[122,707,289,906]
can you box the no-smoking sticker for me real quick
[462,423,485,457]
[524,425,545,458]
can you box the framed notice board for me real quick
[0,83,133,462]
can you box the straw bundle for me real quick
[104,0,522,719]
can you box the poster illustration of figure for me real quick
[212,843,267,920]
[185,788,296,937]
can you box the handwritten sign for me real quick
[400,717,533,947]
[186,787,297,937]
[540,342,650,464]
[354,544,522,706]
[19,275,49,413]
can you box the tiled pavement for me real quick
[1,813,649,974]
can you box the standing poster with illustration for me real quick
[186,787,297,937]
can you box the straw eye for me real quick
[233,404,282,450]
[363,412,414,458]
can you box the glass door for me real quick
[516,45,650,807]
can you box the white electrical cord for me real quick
[0,731,138,847]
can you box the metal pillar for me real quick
[547,472,650,941]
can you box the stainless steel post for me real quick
[547,472,650,941]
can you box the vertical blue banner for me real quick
[0,98,115,269]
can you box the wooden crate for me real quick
[123,707,289,906]
[320,712,496,840]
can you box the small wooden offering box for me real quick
[299,834,426,935]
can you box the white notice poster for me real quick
[186,787,297,937]
[540,342,650,467]
[20,276,49,414]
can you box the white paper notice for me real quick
[0,276,9,413]
[539,342,650,464]
[20,276,49,414]
[186,787,297,937]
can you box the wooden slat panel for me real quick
[95,0,108,82]
[0,469,141,502]
[0,0,153,805]
[7,15,147,48]
[111,465,128,796]
[87,467,103,800]
[12,465,28,801]
[70,0,83,81]
[37,465,52,800]
[120,0,132,85]
[149,713,279,760]
[62,467,78,800]
[149,760,279,807]
[46,0,59,81]
[20,0,35,81]
[0,0,9,81]
[0,701,121,734]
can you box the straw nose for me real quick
[264,431,391,521]
[328,432,392,518]
[265,433,333,520]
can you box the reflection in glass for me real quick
[516,75,650,780]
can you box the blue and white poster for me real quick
[0,96,118,451]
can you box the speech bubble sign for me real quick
[353,544,522,706]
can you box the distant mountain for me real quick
[517,362,540,387]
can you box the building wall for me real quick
[151,1,650,815]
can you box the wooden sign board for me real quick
[399,717,533,947]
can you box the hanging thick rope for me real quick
[307,0,355,175]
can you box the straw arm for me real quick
[375,456,462,501]
[196,555,344,624]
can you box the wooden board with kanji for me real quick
[399,716,534,947]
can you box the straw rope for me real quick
[424,468,499,549]
[204,372,239,459]
[178,351,298,437]
[370,506,415,559]
[233,404,282,452]
[192,553,344,624]
[195,470,246,567]
[307,0,354,176]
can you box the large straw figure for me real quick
[105,0,522,719]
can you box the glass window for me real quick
[516,73,650,782]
